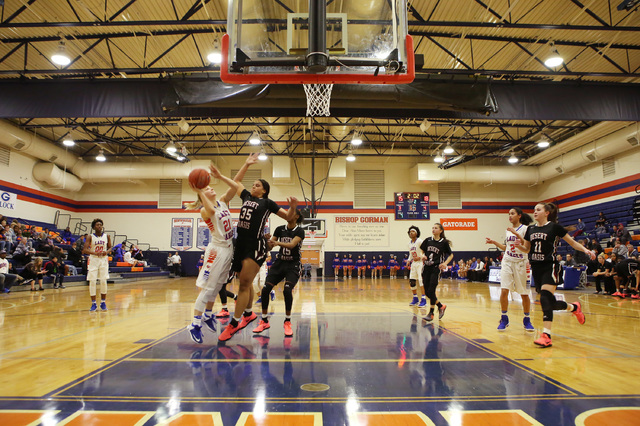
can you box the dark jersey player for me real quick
[253,209,305,337]
[612,257,640,298]
[515,202,595,348]
[420,223,454,322]
[218,153,298,342]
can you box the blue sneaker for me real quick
[523,316,535,332]
[203,315,216,332]
[100,301,107,311]
[90,303,97,312]
[417,298,427,308]
[270,290,276,301]
[409,296,419,306]
[497,315,509,331]
[3,288,10,293]
[255,297,262,305]
[187,324,204,344]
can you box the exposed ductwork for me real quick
[32,163,84,192]
[413,124,639,185]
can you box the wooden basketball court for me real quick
[1,276,639,425]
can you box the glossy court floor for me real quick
[1,276,639,426]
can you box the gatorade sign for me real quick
[0,191,17,211]
[441,218,478,230]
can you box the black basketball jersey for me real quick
[615,258,639,277]
[524,221,567,264]
[236,189,280,240]
[420,237,452,267]
[274,224,305,262]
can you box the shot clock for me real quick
[394,192,430,220]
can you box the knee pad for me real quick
[262,283,275,299]
[540,289,554,322]
[99,280,108,295]
[89,280,97,297]
[409,279,417,289]
[283,284,294,310]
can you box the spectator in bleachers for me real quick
[61,226,75,244]
[67,239,85,274]
[457,260,467,279]
[19,256,45,291]
[124,246,147,267]
[592,253,613,295]
[564,254,577,267]
[572,218,585,237]
[44,255,65,289]
[595,212,608,230]
[612,238,628,259]
[0,249,24,292]
[618,223,632,244]
[627,242,638,259]
[4,224,16,253]
[588,238,603,255]
[112,241,125,262]
[468,257,484,282]
[0,227,7,253]
[12,240,34,266]
[574,240,589,265]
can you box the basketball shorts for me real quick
[196,243,234,290]
[87,255,109,282]
[530,262,561,291]
[409,261,424,285]
[265,259,300,287]
[500,260,528,294]
[615,260,638,278]
[231,237,268,272]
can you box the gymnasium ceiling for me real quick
[0,0,639,167]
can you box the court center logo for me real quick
[0,191,17,210]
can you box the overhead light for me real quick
[346,152,356,162]
[508,153,519,164]
[166,141,177,154]
[249,131,261,145]
[351,134,362,146]
[443,144,454,154]
[538,137,550,148]
[433,153,444,163]
[176,155,186,161]
[96,149,106,162]
[207,52,222,64]
[62,138,75,147]
[419,119,431,133]
[258,150,268,161]
[544,43,563,68]
[51,39,71,66]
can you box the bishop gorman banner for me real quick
[441,218,478,230]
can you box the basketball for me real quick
[188,168,210,189]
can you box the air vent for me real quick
[13,140,25,150]
[438,182,461,209]
[585,153,597,162]
[602,160,616,178]
[0,146,10,166]
[354,170,385,208]
[627,135,639,147]
[48,155,58,162]
[555,166,564,174]
[229,169,262,209]
[158,179,182,209]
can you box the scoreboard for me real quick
[394,192,430,220]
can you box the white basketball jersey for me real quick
[90,233,108,256]
[204,201,233,247]
[408,238,424,262]
[504,224,527,262]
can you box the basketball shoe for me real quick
[284,320,293,337]
[497,315,509,331]
[100,301,107,311]
[215,308,230,318]
[90,302,97,312]
[417,297,427,308]
[409,296,419,306]
[438,304,447,319]
[187,324,204,344]
[203,315,216,332]
[238,312,258,331]
[218,322,240,342]
[534,332,552,348]
[523,317,535,332]
[253,319,270,333]
[572,302,585,325]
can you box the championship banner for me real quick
[171,218,193,251]
[196,218,210,250]
[334,215,390,247]
[440,218,478,230]
[0,191,17,213]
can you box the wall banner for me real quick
[171,218,193,251]
[334,215,390,248]
[0,191,17,212]
[441,218,478,230]
[196,218,210,250]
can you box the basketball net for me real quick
[303,83,334,117]
[307,230,316,243]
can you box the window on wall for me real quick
[438,182,461,209]
[229,169,262,208]
[158,179,182,209]
[354,170,385,208]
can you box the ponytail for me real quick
[184,194,203,211]
[543,202,559,223]
[512,207,533,225]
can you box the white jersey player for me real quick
[83,218,112,312]
[186,165,239,344]
[407,226,427,307]
[486,208,534,332]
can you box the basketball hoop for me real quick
[303,83,334,117]
[307,230,317,243]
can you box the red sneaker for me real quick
[283,320,293,337]
[238,312,258,331]
[534,332,552,348]
[253,319,271,333]
[218,322,239,342]
[631,294,640,299]
[438,304,447,319]
[215,308,230,318]
[572,302,585,325]
[612,291,622,297]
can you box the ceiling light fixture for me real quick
[508,153,519,164]
[62,138,75,147]
[351,133,362,146]
[95,149,106,162]
[258,149,268,161]
[433,153,444,163]
[207,38,222,64]
[51,39,71,66]
[538,137,550,148]
[544,43,563,68]
[249,131,261,145]
[166,141,177,154]
[346,152,356,162]
[443,144,454,154]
